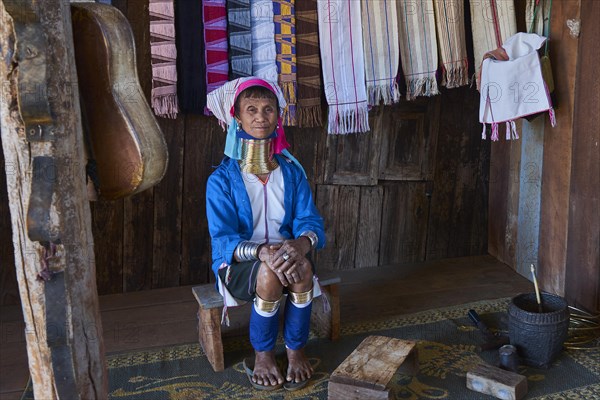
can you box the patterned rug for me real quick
[22,298,600,399]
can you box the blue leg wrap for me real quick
[283,297,312,350]
[249,303,280,351]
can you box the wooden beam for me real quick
[0,0,106,398]
[565,0,600,312]
[516,117,545,277]
[538,0,580,295]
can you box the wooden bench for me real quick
[192,272,341,372]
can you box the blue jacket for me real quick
[206,155,325,278]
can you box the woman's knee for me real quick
[255,262,283,300]
[291,258,313,292]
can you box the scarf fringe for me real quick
[367,81,401,106]
[504,120,519,140]
[406,76,439,101]
[152,92,179,119]
[282,109,296,126]
[280,81,297,126]
[328,105,370,135]
[296,105,322,128]
[510,121,519,139]
[443,62,469,89]
[315,276,331,314]
[482,120,519,141]
[549,107,556,127]
[491,123,499,141]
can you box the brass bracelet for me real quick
[289,287,314,305]
[254,294,282,313]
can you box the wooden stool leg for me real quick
[328,284,340,341]
[198,307,224,372]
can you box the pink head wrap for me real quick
[230,78,290,154]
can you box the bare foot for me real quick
[252,350,284,387]
[286,347,313,383]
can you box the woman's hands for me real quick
[258,238,312,287]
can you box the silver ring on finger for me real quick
[282,252,290,261]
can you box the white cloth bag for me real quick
[479,32,556,141]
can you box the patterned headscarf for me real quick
[206,77,305,175]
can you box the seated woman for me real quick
[205,77,325,391]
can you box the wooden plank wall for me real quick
[488,0,599,311]
[565,0,599,312]
[427,87,489,261]
[0,1,489,302]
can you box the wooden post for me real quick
[0,0,107,398]
[565,0,600,312]
[537,0,580,296]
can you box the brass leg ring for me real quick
[255,294,282,313]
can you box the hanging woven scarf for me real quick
[250,0,278,82]
[526,0,556,108]
[360,0,401,106]
[175,0,205,114]
[397,0,439,100]
[227,0,252,79]
[149,0,179,119]
[273,0,297,126]
[317,0,369,134]
[470,0,517,89]
[433,0,469,88]
[526,0,547,35]
[204,0,229,102]
[295,0,322,128]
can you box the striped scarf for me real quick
[273,0,297,126]
[204,1,229,100]
[433,0,469,88]
[149,0,179,119]
[227,0,252,79]
[317,0,369,134]
[397,0,439,100]
[175,0,205,114]
[295,0,322,128]
[526,0,550,35]
[250,0,277,82]
[470,0,517,89]
[361,0,401,106]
